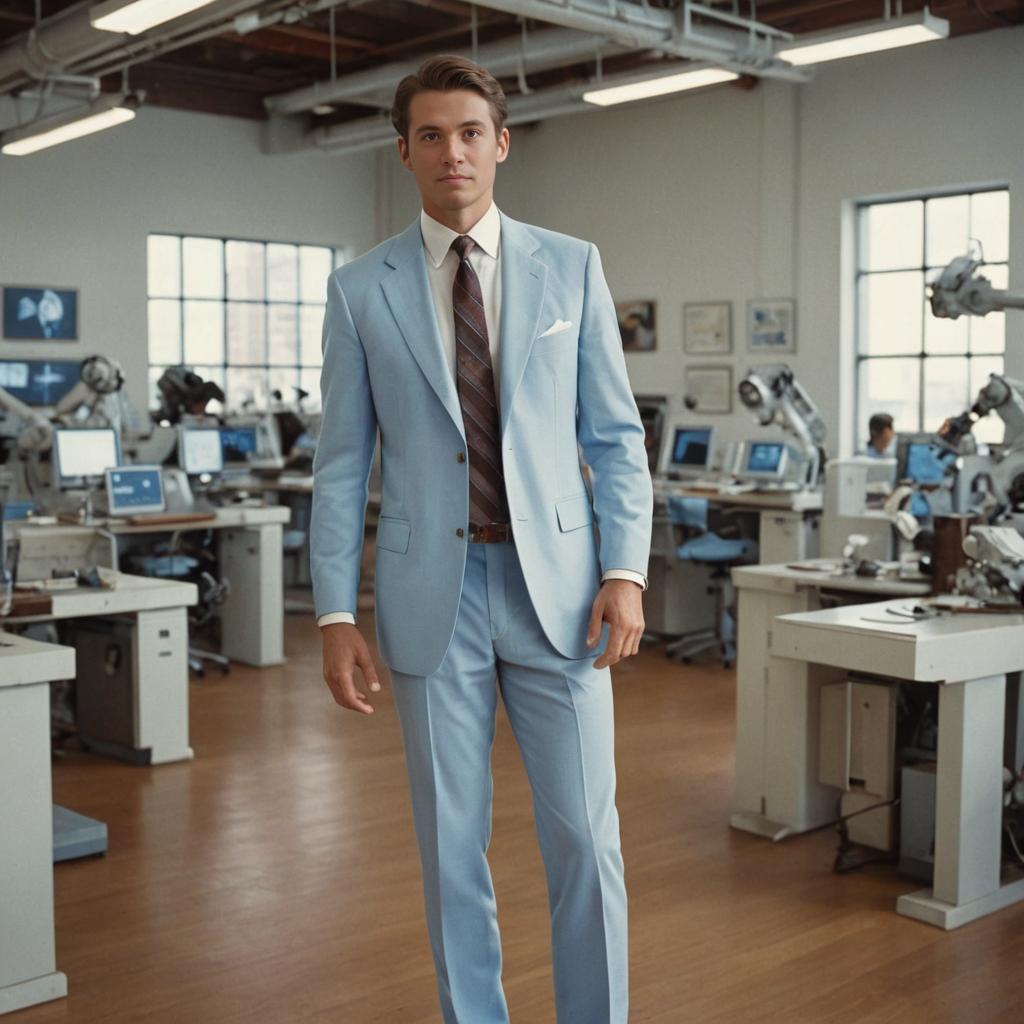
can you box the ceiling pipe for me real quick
[266,0,806,117]
[0,0,270,92]
[302,58,741,155]
[264,26,633,115]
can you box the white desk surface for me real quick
[0,631,76,688]
[224,474,314,494]
[654,478,823,512]
[5,572,197,624]
[8,504,290,539]
[733,560,932,597]
[773,598,1024,682]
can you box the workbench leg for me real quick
[218,524,284,667]
[897,674,1024,929]
[0,683,67,1014]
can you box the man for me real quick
[311,54,652,1024]
[861,411,896,458]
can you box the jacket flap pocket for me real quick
[555,493,594,533]
[376,516,411,553]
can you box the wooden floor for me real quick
[18,607,1024,1024]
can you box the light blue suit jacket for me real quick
[310,211,653,677]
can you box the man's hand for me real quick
[322,622,382,715]
[586,579,645,670]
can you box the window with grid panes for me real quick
[147,235,345,414]
[855,188,1009,447]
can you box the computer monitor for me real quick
[220,425,259,464]
[634,394,668,474]
[660,424,714,477]
[0,359,80,407]
[899,436,956,486]
[53,427,121,489]
[105,466,166,516]
[179,426,224,476]
[742,441,789,480]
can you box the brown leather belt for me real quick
[468,522,513,543]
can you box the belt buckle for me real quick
[470,522,511,543]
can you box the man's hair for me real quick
[868,412,894,438]
[391,55,508,143]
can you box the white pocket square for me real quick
[540,319,573,338]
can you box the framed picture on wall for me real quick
[3,286,78,340]
[615,299,657,352]
[684,365,733,414]
[747,298,795,354]
[683,301,731,355]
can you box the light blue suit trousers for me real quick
[391,540,627,1024]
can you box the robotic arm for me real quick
[738,364,828,485]
[929,254,1024,319]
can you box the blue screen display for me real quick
[671,428,712,468]
[108,468,164,512]
[220,426,258,461]
[747,442,784,474]
[905,443,954,485]
[0,359,79,406]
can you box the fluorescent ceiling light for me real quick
[2,99,136,156]
[776,9,948,66]
[583,67,739,107]
[90,0,218,35]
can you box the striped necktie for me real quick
[451,234,508,527]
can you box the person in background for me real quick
[862,412,896,458]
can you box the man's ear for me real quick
[496,127,510,163]
[397,136,412,171]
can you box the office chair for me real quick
[664,495,757,669]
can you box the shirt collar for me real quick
[420,201,501,269]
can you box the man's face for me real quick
[397,89,509,220]
[873,426,894,451]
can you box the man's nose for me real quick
[442,140,464,165]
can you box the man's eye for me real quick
[466,130,480,139]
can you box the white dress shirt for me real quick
[318,203,645,628]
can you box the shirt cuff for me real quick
[317,612,356,627]
[602,569,648,591]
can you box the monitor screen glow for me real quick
[0,359,80,406]
[181,428,224,476]
[106,467,165,515]
[220,426,259,463]
[746,442,784,476]
[671,428,712,470]
[55,428,120,486]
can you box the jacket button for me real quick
[456,528,464,538]
[456,452,466,463]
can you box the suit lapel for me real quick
[498,214,548,436]
[380,221,466,441]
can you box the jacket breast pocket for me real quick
[555,493,594,533]
[376,516,411,553]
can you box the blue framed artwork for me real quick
[3,286,78,340]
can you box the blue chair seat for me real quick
[141,554,199,577]
[677,533,751,564]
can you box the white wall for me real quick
[379,25,1023,460]
[0,103,379,416]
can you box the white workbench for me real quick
[0,631,74,1015]
[774,598,1024,930]
[654,479,823,563]
[11,504,289,666]
[731,561,931,841]
[5,572,197,765]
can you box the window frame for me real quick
[147,231,346,412]
[853,186,1009,444]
